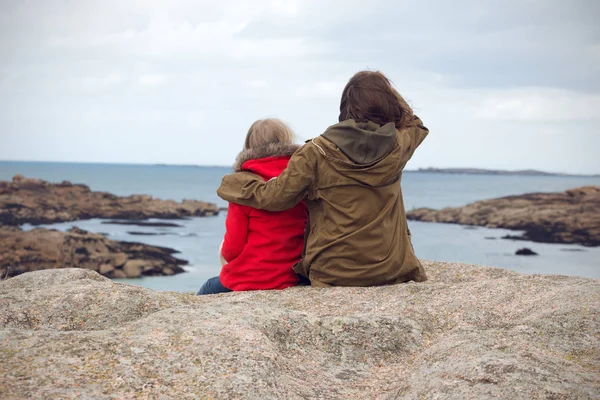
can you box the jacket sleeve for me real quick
[217,144,316,211]
[392,89,429,162]
[221,202,249,263]
[399,114,429,161]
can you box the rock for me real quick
[407,186,600,247]
[502,234,527,241]
[0,175,219,226]
[68,226,89,235]
[99,264,114,275]
[111,252,129,267]
[102,220,184,227]
[0,226,187,279]
[112,270,126,279]
[515,248,538,256]
[122,260,145,278]
[162,267,174,275]
[126,231,170,236]
[0,263,598,399]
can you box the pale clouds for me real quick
[0,0,599,173]
[475,88,600,122]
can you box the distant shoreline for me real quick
[0,160,598,177]
[403,167,600,178]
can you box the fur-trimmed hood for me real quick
[233,143,301,172]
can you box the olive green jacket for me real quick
[217,115,429,287]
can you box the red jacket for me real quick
[220,145,307,291]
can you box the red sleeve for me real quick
[221,202,249,263]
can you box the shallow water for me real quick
[22,215,600,293]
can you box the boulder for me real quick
[111,253,129,268]
[0,262,598,399]
[122,260,145,278]
[99,264,114,275]
[112,270,126,279]
[515,248,538,256]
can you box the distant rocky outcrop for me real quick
[0,226,186,279]
[515,247,538,256]
[410,167,595,177]
[407,186,600,247]
[0,175,219,226]
[0,263,598,399]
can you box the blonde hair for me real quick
[244,118,295,150]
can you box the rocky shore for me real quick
[0,175,219,226]
[0,226,187,279]
[1,263,598,399]
[407,186,600,247]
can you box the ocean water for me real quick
[3,161,600,291]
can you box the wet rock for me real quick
[126,231,170,236]
[408,186,600,247]
[163,267,175,275]
[102,220,184,228]
[515,248,538,256]
[0,175,219,226]
[0,264,598,399]
[0,226,186,279]
[502,234,527,241]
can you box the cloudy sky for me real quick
[0,0,598,173]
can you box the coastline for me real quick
[1,173,599,285]
[407,186,600,247]
[404,167,600,178]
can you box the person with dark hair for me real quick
[217,71,429,287]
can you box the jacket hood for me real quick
[317,119,402,187]
[322,120,397,165]
[233,143,300,180]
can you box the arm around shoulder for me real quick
[217,144,317,211]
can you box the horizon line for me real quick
[0,159,598,177]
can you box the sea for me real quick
[2,161,599,292]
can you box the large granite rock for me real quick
[0,226,186,279]
[0,262,598,399]
[407,186,600,247]
[0,175,219,226]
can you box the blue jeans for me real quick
[297,274,311,286]
[196,276,233,295]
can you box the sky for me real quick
[0,0,599,174]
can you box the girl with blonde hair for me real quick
[197,119,307,295]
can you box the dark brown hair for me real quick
[339,71,411,129]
